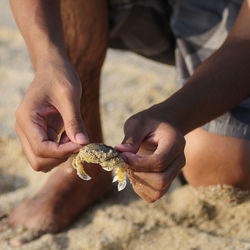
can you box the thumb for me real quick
[115,117,149,153]
[59,98,89,145]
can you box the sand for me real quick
[1,1,250,249]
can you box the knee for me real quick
[183,128,250,189]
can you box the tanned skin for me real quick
[5,0,250,246]
[7,0,112,247]
[117,0,250,200]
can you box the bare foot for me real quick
[7,159,113,246]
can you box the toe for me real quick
[10,229,44,247]
[0,217,9,232]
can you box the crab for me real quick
[72,143,127,191]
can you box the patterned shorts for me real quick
[108,0,250,139]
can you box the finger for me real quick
[47,126,59,142]
[127,156,185,203]
[129,178,156,203]
[46,111,64,136]
[16,124,68,172]
[22,121,81,159]
[115,143,138,153]
[127,169,155,202]
[58,97,89,145]
[129,177,166,203]
[123,122,186,172]
[116,116,151,153]
[129,155,186,190]
[17,124,68,172]
[130,171,169,191]
[122,152,162,172]
[122,135,181,172]
[153,125,185,162]
[17,105,83,159]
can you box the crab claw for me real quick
[112,175,118,183]
[76,163,92,181]
[112,173,127,191]
[118,180,127,191]
[113,166,127,191]
[76,169,92,181]
[77,170,91,181]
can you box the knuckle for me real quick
[180,136,186,149]
[15,104,30,127]
[59,81,80,98]
[15,107,22,121]
[158,176,167,190]
[180,155,186,167]
[124,118,134,131]
[30,159,51,173]
[32,145,44,158]
[154,191,164,201]
[61,81,74,93]
[142,192,164,203]
[56,145,72,159]
[133,160,143,170]
[176,134,186,151]
[146,199,156,203]
[56,151,68,159]
[155,157,166,172]
[30,160,43,172]
[40,168,51,173]
[67,116,82,130]
[58,83,74,98]
[124,114,142,131]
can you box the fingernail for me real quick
[115,144,135,152]
[75,133,89,144]
[123,152,135,157]
[118,144,131,148]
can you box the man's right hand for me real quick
[15,58,89,172]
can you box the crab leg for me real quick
[73,158,92,181]
[112,165,127,191]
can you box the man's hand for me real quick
[15,58,89,172]
[116,105,186,203]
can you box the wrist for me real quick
[32,45,69,71]
[33,52,81,97]
[148,99,190,136]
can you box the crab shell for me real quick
[72,143,127,191]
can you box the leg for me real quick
[8,0,111,244]
[183,128,250,189]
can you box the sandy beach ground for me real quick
[1,1,250,249]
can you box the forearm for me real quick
[10,0,66,68]
[161,39,250,135]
